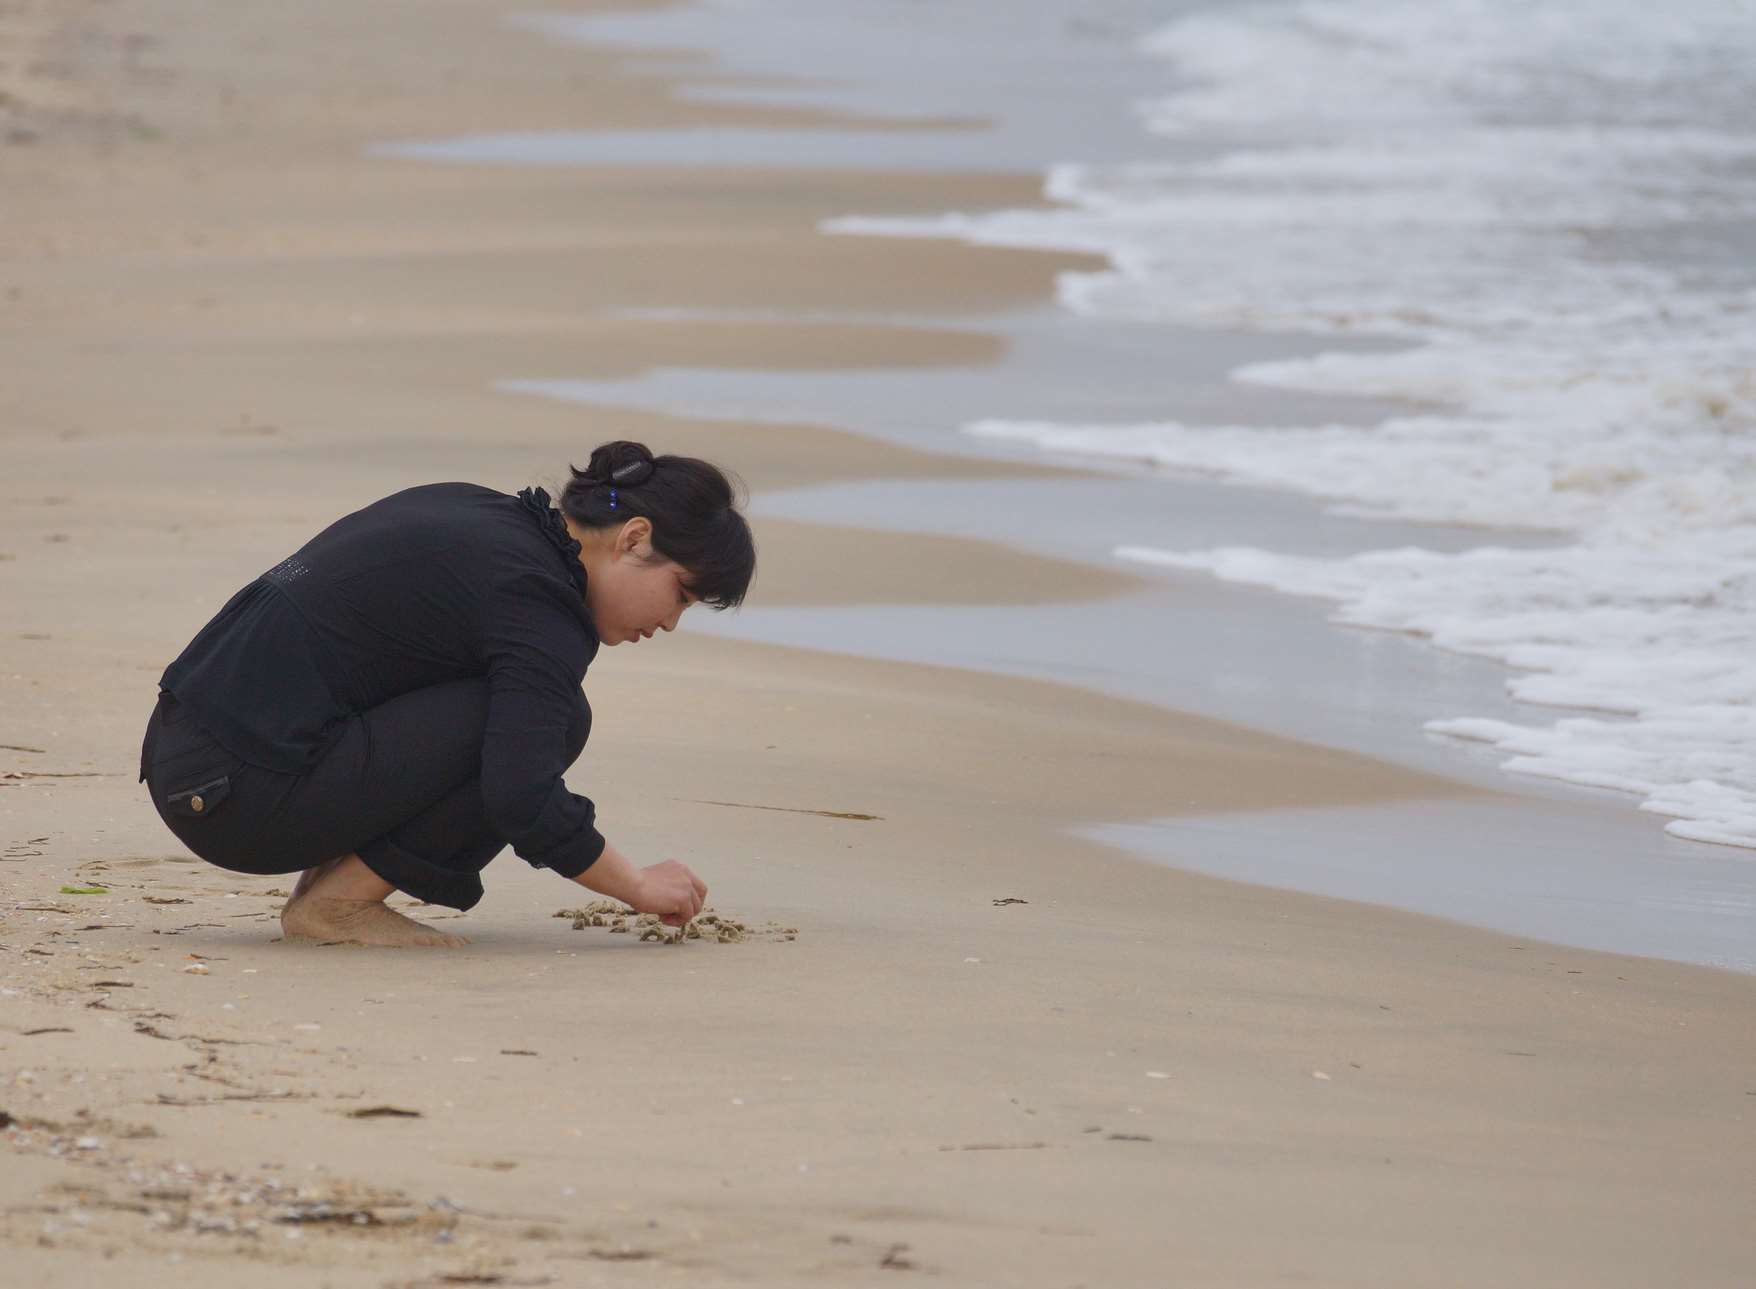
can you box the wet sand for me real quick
[2,2,1754,1285]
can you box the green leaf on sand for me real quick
[59,884,108,895]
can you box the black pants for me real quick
[139,681,590,911]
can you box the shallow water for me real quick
[1090,801,1756,973]
[838,0,1756,850]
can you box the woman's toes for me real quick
[411,926,471,948]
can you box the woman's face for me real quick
[585,520,697,646]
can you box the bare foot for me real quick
[288,855,344,904]
[281,896,469,948]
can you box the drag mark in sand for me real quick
[680,797,881,821]
[155,1090,313,1107]
[2,770,117,779]
[936,1142,1049,1152]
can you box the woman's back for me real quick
[160,482,597,774]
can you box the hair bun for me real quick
[584,440,656,487]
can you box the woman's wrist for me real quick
[572,839,641,905]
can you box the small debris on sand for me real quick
[992,897,1028,906]
[879,1242,915,1270]
[348,1106,423,1119]
[58,884,108,895]
[3,1116,439,1238]
[554,905,796,946]
[554,900,636,930]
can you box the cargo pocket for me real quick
[164,775,232,819]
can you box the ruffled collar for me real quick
[516,486,588,602]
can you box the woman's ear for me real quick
[614,515,653,558]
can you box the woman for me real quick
[137,441,754,948]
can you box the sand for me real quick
[2,1,1754,1285]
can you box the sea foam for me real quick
[828,0,1756,848]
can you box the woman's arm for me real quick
[572,838,706,927]
[477,572,606,880]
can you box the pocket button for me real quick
[191,794,205,812]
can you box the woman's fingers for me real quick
[633,860,708,926]
[671,863,706,919]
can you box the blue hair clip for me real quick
[609,489,619,510]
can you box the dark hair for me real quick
[559,441,755,610]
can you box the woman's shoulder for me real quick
[369,482,529,530]
[388,483,589,602]
[382,481,506,508]
[332,483,550,570]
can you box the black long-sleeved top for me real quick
[159,483,606,878]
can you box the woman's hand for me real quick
[631,859,708,927]
[573,840,706,926]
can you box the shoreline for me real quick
[4,3,1755,1285]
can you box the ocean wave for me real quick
[827,0,1756,848]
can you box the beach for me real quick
[2,1,1754,1285]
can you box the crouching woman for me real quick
[138,441,754,947]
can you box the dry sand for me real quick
[2,2,1753,1285]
